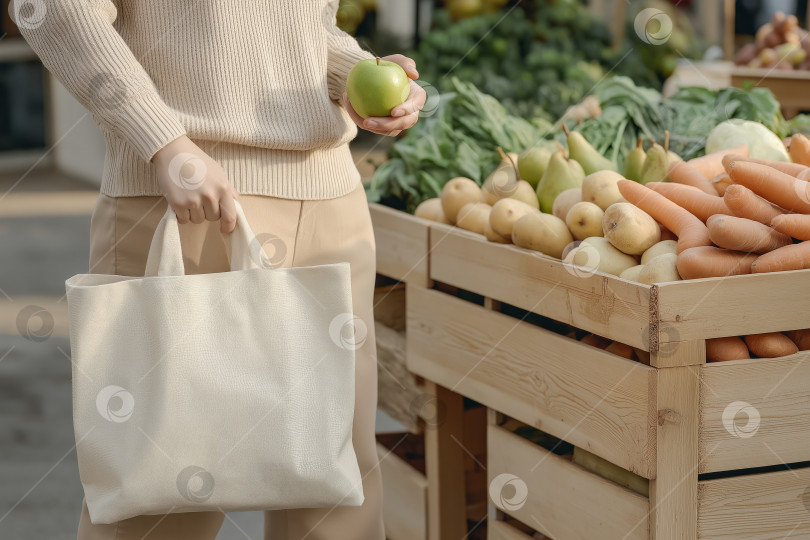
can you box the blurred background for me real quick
[1,0,809,538]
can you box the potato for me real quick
[551,187,582,221]
[602,202,661,255]
[619,264,644,282]
[511,213,573,259]
[638,253,681,284]
[441,177,482,223]
[455,202,491,235]
[581,170,624,210]
[566,201,604,241]
[484,219,511,243]
[414,198,450,223]
[489,198,539,238]
[572,237,637,276]
[641,240,678,265]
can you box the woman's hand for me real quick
[343,54,427,137]
[151,135,240,233]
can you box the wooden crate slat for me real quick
[488,425,649,540]
[369,203,430,285]
[377,443,428,540]
[408,286,656,479]
[655,271,810,342]
[697,466,810,539]
[428,225,652,349]
[699,353,810,474]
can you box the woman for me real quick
[15,0,426,538]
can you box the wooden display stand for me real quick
[371,202,810,540]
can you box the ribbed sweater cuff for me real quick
[114,92,188,162]
[327,47,375,102]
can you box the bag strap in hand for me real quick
[144,201,274,277]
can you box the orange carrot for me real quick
[786,329,810,351]
[721,153,809,177]
[751,241,810,273]
[706,337,750,362]
[790,133,810,166]
[647,182,731,223]
[711,172,732,196]
[728,161,810,213]
[723,184,786,225]
[687,144,748,178]
[618,180,711,254]
[676,246,758,279]
[707,214,792,253]
[744,333,799,358]
[771,214,810,240]
[605,341,634,360]
[667,162,717,195]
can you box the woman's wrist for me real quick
[151,135,193,165]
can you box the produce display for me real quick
[735,12,810,70]
[409,115,810,363]
[410,3,658,124]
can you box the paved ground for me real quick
[0,165,400,539]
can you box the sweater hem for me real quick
[99,135,362,201]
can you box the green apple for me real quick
[347,58,411,119]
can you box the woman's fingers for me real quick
[382,54,419,79]
[202,194,221,222]
[219,195,237,234]
[188,203,206,224]
[364,111,420,135]
[392,81,427,118]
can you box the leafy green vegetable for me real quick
[365,78,550,213]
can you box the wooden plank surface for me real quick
[377,443,428,540]
[698,466,810,539]
[369,203,430,286]
[650,365,700,540]
[699,352,810,474]
[488,425,649,540]
[428,225,651,349]
[488,520,535,540]
[423,381,467,540]
[408,286,656,479]
[656,271,810,342]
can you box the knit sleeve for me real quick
[12,0,187,162]
[324,0,375,102]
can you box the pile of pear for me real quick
[414,128,686,284]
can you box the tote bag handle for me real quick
[144,200,274,277]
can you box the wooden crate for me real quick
[370,202,431,287]
[374,208,810,540]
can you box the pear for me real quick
[563,124,617,175]
[517,143,555,188]
[623,138,646,182]
[536,150,586,214]
[483,148,520,205]
[639,141,669,185]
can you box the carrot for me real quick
[676,246,757,279]
[790,133,810,166]
[706,336,750,362]
[786,329,810,351]
[707,214,792,253]
[605,341,634,360]
[647,182,731,223]
[751,241,810,273]
[667,162,717,195]
[618,180,711,254]
[744,333,799,358]
[721,153,809,177]
[711,172,732,196]
[771,214,810,241]
[580,334,610,349]
[687,144,748,179]
[723,184,786,225]
[728,161,810,213]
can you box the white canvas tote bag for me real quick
[65,201,364,524]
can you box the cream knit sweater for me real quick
[16,0,374,199]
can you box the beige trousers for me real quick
[77,182,385,540]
